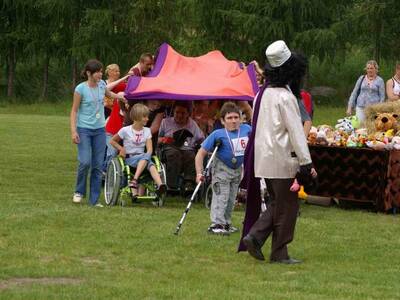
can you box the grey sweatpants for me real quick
[210,157,241,226]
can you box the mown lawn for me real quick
[0,105,399,299]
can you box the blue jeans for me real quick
[103,132,118,171]
[75,127,106,205]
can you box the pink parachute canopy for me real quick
[125,43,259,101]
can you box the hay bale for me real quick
[364,101,400,133]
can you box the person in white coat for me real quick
[242,40,317,264]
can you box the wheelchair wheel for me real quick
[204,184,213,209]
[104,157,123,206]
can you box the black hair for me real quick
[173,101,192,114]
[80,59,103,80]
[264,52,308,98]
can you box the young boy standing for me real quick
[195,102,251,235]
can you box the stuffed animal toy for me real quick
[374,131,386,143]
[366,140,386,150]
[307,132,317,145]
[346,133,358,147]
[349,115,361,129]
[317,125,334,145]
[335,117,354,134]
[333,130,349,147]
[385,129,395,139]
[316,130,329,146]
[389,136,400,150]
[374,113,398,132]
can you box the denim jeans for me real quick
[75,127,106,205]
[103,132,118,171]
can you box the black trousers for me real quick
[164,145,196,189]
[248,178,299,261]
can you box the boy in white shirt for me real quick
[110,103,166,198]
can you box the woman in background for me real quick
[347,60,385,126]
[386,62,400,101]
[103,64,131,170]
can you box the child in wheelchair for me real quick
[110,103,166,200]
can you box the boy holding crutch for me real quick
[195,102,251,235]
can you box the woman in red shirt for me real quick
[103,64,132,170]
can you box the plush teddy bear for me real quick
[333,130,349,147]
[317,125,334,145]
[307,132,317,145]
[374,113,398,132]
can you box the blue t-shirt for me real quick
[201,124,252,169]
[75,80,106,129]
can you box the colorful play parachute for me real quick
[125,43,259,101]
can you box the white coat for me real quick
[254,87,312,179]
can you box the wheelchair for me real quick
[157,141,214,206]
[104,155,167,207]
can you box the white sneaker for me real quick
[207,224,230,235]
[72,193,82,203]
[94,203,104,208]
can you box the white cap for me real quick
[265,40,292,68]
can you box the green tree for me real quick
[0,0,31,97]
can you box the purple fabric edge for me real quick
[247,63,260,96]
[237,83,267,252]
[147,42,168,77]
[124,43,169,98]
[125,75,141,97]
[125,92,253,101]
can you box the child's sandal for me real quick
[129,179,138,189]
[129,179,139,197]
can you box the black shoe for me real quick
[225,224,239,233]
[183,181,195,193]
[131,195,140,204]
[270,257,302,264]
[242,235,265,261]
[156,184,167,197]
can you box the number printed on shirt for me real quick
[232,136,248,156]
[135,133,143,144]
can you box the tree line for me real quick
[1,0,399,101]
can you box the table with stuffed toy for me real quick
[305,145,400,212]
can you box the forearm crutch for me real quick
[174,140,221,235]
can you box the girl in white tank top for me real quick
[392,77,400,96]
[386,64,400,100]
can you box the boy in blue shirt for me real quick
[195,102,251,235]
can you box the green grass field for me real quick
[1,103,400,299]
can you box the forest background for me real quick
[1,0,400,106]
